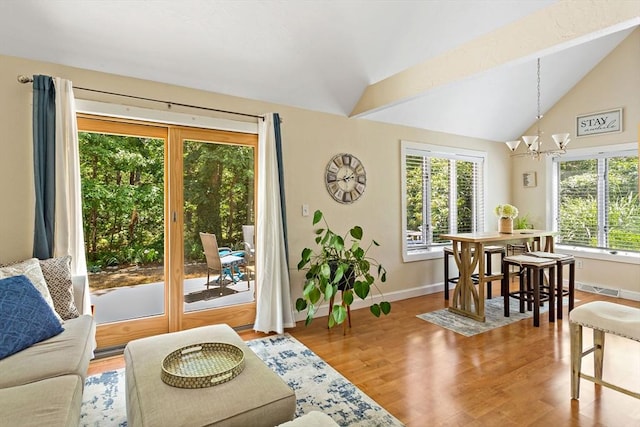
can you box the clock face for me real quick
[325,153,366,204]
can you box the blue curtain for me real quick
[32,75,56,259]
[273,113,289,267]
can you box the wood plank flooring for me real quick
[89,290,640,426]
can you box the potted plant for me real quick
[495,203,519,233]
[514,213,533,230]
[295,210,390,329]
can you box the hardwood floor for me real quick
[89,290,640,426]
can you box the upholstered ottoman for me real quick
[124,324,296,427]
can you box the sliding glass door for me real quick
[169,128,258,331]
[78,116,257,349]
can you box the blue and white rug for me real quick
[80,334,404,427]
[417,296,570,337]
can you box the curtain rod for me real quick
[17,74,265,121]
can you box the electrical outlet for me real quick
[576,260,584,269]
[302,204,309,217]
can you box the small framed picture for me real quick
[523,171,537,188]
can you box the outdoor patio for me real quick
[90,275,255,324]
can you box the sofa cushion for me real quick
[0,314,95,388]
[0,375,83,427]
[0,258,62,323]
[0,275,64,360]
[39,256,80,320]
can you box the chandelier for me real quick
[505,58,570,159]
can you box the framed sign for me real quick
[523,171,536,188]
[576,108,622,137]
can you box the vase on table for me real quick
[499,217,513,234]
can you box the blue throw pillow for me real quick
[0,275,64,359]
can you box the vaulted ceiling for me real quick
[1,1,638,143]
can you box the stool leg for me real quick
[533,267,541,327]
[594,329,605,381]
[444,252,450,301]
[557,261,564,319]
[486,252,492,299]
[570,322,583,399]
[519,267,527,313]
[500,250,505,296]
[569,263,575,312]
[503,259,510,317]
[549,266,555,323]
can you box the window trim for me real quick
[551,142,638,260]
[401,140,487,262]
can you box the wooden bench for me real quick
[570,301,640,399]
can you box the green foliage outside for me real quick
[79,132,254,273]
[558,156,639,251]
[405,156,476,245]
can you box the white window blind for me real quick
[403,143,485,255]
[553,149,639,252]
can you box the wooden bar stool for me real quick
[502,254,556,327]
[528,252,575,319]
[443,246,505,300]
[570,301,640,399]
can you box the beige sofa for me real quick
[0,276,96,427]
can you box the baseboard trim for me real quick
[293,280,640,322]
[293,283,443,323]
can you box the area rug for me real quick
[417,296,568,337]
[183,285,238,303]
[80,334,404,427]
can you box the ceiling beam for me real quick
[350,0,640,118]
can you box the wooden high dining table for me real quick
[439,229,556,322]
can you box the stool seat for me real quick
[570,301,640,341]
[570,302,640,400]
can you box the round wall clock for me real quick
[325,153,367,204]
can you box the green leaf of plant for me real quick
[320,262,331,279]
[295,298,307,312]
[314,227,324,235]
[333,305,347,324]
[302,280,316,298]
[332,263,345,284]
[350,226,363,240]
[324,283,335,300]
[354,280,370,299]
[313,210,323,225]
[342,289,354,305]
[353,247,364,259]
[309,287,321,305]
[370,303,381,317]
[380,301,391,315]
[373,239,380,246]
[328,314,336,328]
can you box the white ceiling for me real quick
[0,1,637,143]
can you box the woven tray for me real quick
[161,342,245,388]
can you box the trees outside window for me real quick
[554,149,639,251]
[402,141,485,258]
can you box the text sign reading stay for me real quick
[576,108,622,137]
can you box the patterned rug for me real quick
[80,334,404,427]
[417,296,567,337]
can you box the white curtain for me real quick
[53,78,90,314]
[254,113,295,333]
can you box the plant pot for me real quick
[329,261,355,291]
[499,217,513,234]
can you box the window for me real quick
[401,141,485,261]
[553,145,639,253]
